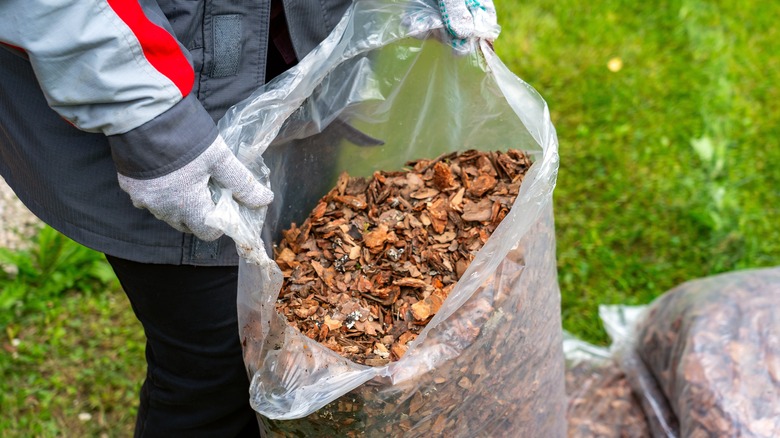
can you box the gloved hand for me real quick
[438,0,500,41]
[117,135,274,241]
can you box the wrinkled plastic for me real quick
[208,0,564,435]
[603,268,780,438]
[563,331,611,365]
[563,331,653,438]
[600,305,679,438]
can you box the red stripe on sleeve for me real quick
[106,0,194,97]
[0,42,26,52]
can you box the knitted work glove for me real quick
[117,135,273,241]
[439,0,500,41]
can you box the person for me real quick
[0,0,497,435]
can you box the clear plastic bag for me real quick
[563,329,653,437]
[600,306,679,438]
[603,268,780,438]
[208,0,564,435]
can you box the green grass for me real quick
[0,227,119,328]
[0,289,144,437]
[0,228,144,436]
[493,0,780,342]
[3,0,780,434]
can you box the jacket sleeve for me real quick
[0,0,218,179]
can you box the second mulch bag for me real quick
[603,267,780,438]
[208,0,565,435]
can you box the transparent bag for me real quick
[563,325,653,437]
[208,0,564,435]
[602,268,780,438]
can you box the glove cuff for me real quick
[108,94,218,179]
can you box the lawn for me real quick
[494,0,780,342]
[0,228,144,436]
[2,0,780,435]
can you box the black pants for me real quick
[106,256,260,437]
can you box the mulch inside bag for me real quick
[629,268,780,437]
[566,359,651,438]
[274,149,531,366]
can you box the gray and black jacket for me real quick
[0,0,351,265]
